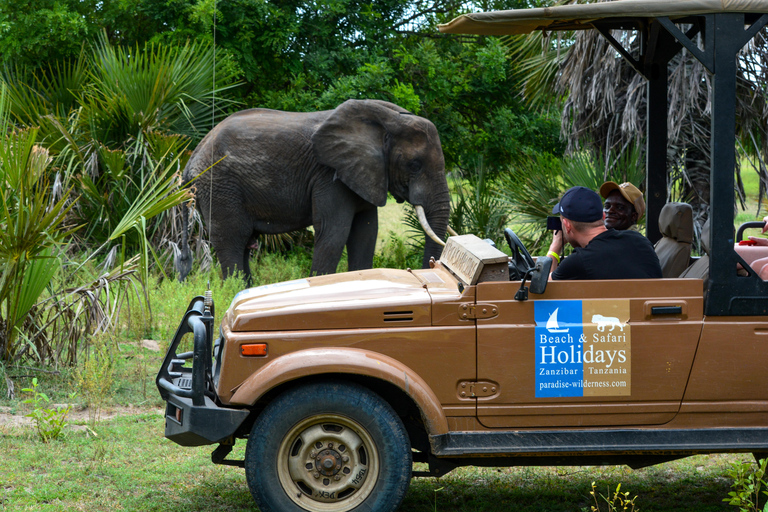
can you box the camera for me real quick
[546,216,562,231]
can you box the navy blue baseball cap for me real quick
[552,186,604,223]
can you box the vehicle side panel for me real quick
[216,325,476,419]
[673,316,768,427]
[475,279,703,428]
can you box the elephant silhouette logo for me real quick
[591,314,624,332]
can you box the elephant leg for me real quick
[310,187,357,275]
[210,225,253,284]
[241,245,252,286]
[310,217,352,275]
[347,207,378,271]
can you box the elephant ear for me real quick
[311,99,406,207]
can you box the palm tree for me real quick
[0,33,233,364]
[507,0,768,225]
[0,84,74,362]
[1,33,239,257]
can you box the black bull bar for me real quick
[156,295,249,447]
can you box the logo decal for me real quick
[535,300,631,398]
[546,308,569,333]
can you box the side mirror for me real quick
[529,256,552,295]
[514,256,551,301]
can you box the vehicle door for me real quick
[475,278,704,428]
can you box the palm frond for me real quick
[497,153,564,253]
[0,115,79,361]
[449,163,509,247]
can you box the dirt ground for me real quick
[0,404,159,430]
[1,339,163,431]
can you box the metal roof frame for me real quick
[440,3,768,316]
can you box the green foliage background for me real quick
[0,0,564,173]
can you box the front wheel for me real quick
[245,380,412,512]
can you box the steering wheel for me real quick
[504,228,535,281]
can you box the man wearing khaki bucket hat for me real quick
[599,181,645,231]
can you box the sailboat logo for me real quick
[546,307,569,333]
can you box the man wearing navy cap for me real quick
[546,186,662,280]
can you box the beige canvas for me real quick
[439,0,768,35]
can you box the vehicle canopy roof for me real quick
[440,0,768,316]
[438,0,768,35]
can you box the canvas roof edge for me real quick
[437,0,768,35]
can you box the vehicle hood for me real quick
[225,268,434,332]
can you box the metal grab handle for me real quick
[157,377,192,397]
[736,221,766,241]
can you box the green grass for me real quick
[0,411,256,511]
[406,456,746,511]
[0,406,751,511]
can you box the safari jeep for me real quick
[157,2,768,512]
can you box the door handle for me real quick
[651,306,683,315]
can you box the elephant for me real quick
[181,99,451,283]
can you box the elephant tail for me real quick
[175,202,193,282]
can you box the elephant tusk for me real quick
[415,205,446,247]
[447,226,458,237]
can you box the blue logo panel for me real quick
[535,300,584,397]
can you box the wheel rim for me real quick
[276,413,380,512]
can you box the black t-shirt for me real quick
[552,229,662,280]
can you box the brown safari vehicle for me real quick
[157,1,768,511]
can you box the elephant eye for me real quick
[407,159,422,174]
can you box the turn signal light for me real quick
[241,343,268,357]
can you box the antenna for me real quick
[208,0,216,246]
[205,0,217,302]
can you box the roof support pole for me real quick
[644,23,681,244]
[706,13,768,315]
[708,13,742,314]
[646,62,668,245]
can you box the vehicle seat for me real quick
[679,218,710,281]
[654,202,694,278]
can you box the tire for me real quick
[245,380,412,512]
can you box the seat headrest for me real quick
[658,202,694,243]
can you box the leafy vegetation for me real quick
[0,15,249,364]
[724,457,768,512]
[2,34,238,254]
[506,0,768,223]
[449,161,510,248]
[0,86,76,362]
[20,377,75,443]
[0,138,71,358]
[589,482,640,512]
[1,0,564,174]
[75,335,116,427]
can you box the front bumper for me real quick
[156,295,249,447]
